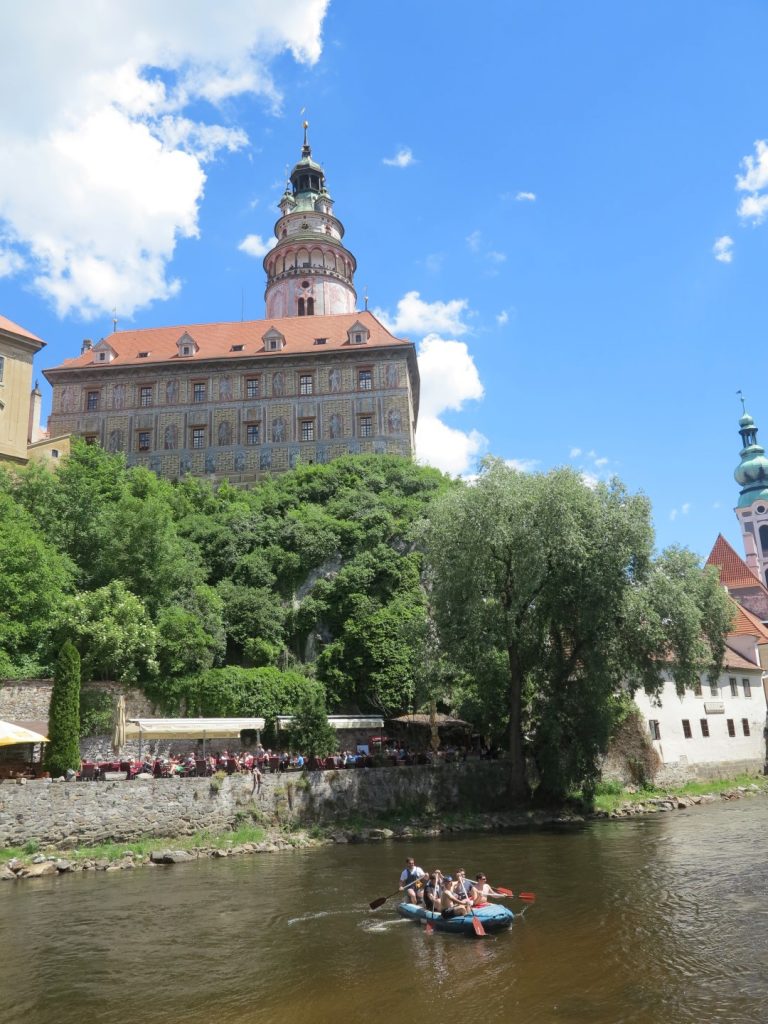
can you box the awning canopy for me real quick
[390,713,472,729]
[276,715,384,730]
[125,718,265,740]
[0,720,49,747]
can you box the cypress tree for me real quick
[46,640,81,777]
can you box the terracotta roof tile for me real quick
[723,643,761,671]
[45,311,410,372]
[0,314,44,345]
[706,533,766,589]
[729,601,768,641]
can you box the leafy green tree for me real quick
[46,641,81,776]
[59,581,158,684]
[0,492,73,673]
[426,459,733,802]
[285,688,338,757]
[216,580,285,659]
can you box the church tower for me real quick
[734,402,768,586]
[264,123,357,319]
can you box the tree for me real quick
[286,689,337,757]
[59,581,158,684]
[426,459,733,803]
[0,492,73,674]
[46,641,81,776]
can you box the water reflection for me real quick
[1,799,767,1024]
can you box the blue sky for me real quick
[1,1,767,562]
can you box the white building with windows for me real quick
[633,601,767,775]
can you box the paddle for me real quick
[369,875,425,910]
[467,907,486,937]
[494,886,536,901]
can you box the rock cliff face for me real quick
[0,762,512,849]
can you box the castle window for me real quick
[727,719,735,737]
[648,720,660,741]
[299,374,313,396]
[246,423,260,445]
[231,344,245,352]
[193,382,206,403]
[137,431,151,451]
[0,355,5,381]
[182,346,191,356]
[760,524,768,556]
[742,718,751,736]
[138,351,150,359]
[700,719,710,738]
[729,677,738,697]
[83,435,99,446]
[300,419,315,442]
[306,297,314,315]
[682,719,692,738]
[98,352,107,361]
[359,415,373,438]
[191,427,206,449]
[86,390,100,411]
[298,298,305,316]
[140,386,153,408]
[246,377,260,400]
[693,681,702,697]
[358,369,372,391]
[51,449,59,459]
[313,338,327,346]
[355,333,362,344]
[742,678,752,698]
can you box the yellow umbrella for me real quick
[0,720,49,747]
[112,695,126,755]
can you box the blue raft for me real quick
[396,901,514,936]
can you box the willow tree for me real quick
[425,459,733,803]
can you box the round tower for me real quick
[264,123,357,319]
[734,401,768,585]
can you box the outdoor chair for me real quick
[79,764,97,781]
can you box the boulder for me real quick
[19,861,58,878]
[699,794,717,804]
[55,859,74,873]
[0,867,17,881]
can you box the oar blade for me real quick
[519,892,536,902]
[425,921,434,935]
[369,896,387,910]
[471,914,486,937]
[496,887,514,897]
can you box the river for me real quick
[1,798,767,1024]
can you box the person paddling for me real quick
[472,873,505,908]
[399,857,426,904]
[423,869,444,912]
[439,874,473,919]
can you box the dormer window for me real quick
[313,338,327,346]
[347,321,370,345]
[176,331,198,358]
[92,339,117,363]
[138,351,150,358]
[231,344,245,352]
[263,328,285,352]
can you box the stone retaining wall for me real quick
[0,762,512,849]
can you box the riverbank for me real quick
[2,773,766,883]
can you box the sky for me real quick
[1,0,767,562]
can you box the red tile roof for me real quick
[723,643,761,671]
[0,314,44,345]
[45,311,410,371]
[729,601,768,642]
[706,533,765,589]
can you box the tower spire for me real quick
[302,119,311,157]
[733,401,768,586]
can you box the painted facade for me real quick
[42,129,419,482]
[733,405,768,589]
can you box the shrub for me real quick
[46,641,81,777]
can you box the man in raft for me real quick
[440,870,477,919]
[399,857,426,904]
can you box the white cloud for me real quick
[515,191,536,202]
[736,140,768,223]
[569,447,582,458]
[496,310,509,326]
[506,458,539,473]
[581,472,599,490]
[238,233,277,258]
[374,290,470,337]
[0,0,330,319]
[670,503,691,521]
[382,147,415,168]
[424,253,444,273]
[486,250,507,264]
[466,230,482,253]
[408,323,486,477]
[681,502,691,515]
[594,456,609,468]
[0,245,25,278]
[713,235,734,263]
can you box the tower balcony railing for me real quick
[268,265,354,286]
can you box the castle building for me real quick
[43,129,419,483]
[731,406,768,588]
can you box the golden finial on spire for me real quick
[302,119,310,156]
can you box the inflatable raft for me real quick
[396,901,514,936]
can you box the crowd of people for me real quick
[398,857,506,918]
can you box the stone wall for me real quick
[0,762,512,849]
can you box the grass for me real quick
[587,772,767,814]
[0,823,267,866]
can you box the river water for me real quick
[2,798,767,1024]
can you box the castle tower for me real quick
[263,123,357,319]
[734,402,768,586]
